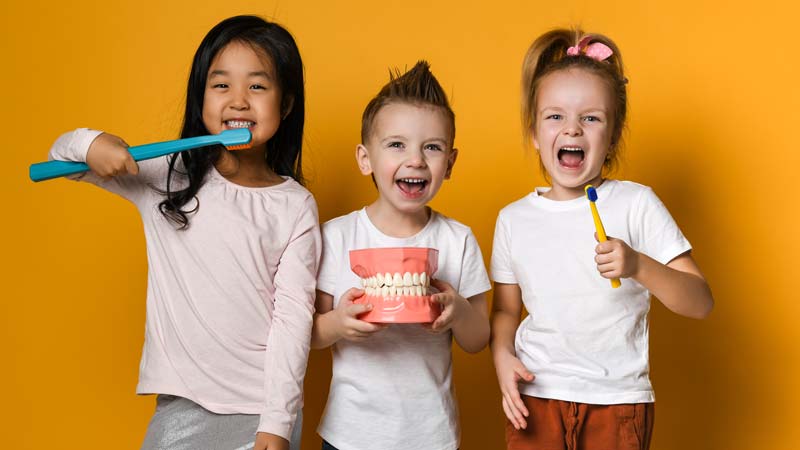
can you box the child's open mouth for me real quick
[558,146,584,169]
[396,178,428,197]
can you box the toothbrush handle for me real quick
[589,202,621,289]
[29,134,223,182]
[29,160,92,181]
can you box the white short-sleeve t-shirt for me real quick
[317,208,490,450]
[491,180,691,405]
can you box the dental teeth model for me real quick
[360,271,430,297]
[349,247,440,323]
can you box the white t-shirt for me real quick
[491,180,691,405]
[317,208,491,450]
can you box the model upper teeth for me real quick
[226,120,254,128]
[361,271,431,297]
[399,178,425,184]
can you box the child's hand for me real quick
[594,235,641,279]
[85,133,138,180]
[427,279,470,333]
[494,350,534,430]
[254,431,288,450]
[333,288,387,342]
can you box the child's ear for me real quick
[355,144,372,175]
[532,132,540,150]
[444,148,458,180]
[281,95,295,120]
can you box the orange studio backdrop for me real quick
[2,1,798,449]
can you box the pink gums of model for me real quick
[349,247,440,323]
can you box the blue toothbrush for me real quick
[29,128,252,182]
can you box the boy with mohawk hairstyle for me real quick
[311,61,491,450]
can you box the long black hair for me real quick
[159,15,306,229]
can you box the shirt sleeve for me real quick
[633,187,692,265]
[458,229,491,299]
[258,193,322,439]
[316,220,341,296]
[47,128,164,204]
[490,212,518,284]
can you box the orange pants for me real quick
[506,396,654,450]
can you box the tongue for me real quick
[560,152,583,168]
[398,181,424,193]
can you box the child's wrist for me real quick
[329,310,346,342]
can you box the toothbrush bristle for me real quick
[225,143,252,151]
[586,186,598,202]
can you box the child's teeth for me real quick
[226,120,253,128]
[403,272,413,287]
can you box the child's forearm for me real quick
[310,312,341,349]
[490,283,523,356]
[451,294,490,353]
[633,252,714,319]
[490,310,519,357]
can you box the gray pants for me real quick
[141,395,303,450]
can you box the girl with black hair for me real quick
[47,15,318,450]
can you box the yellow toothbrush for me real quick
[585,184,621,288]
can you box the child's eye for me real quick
[212,83,229,89]
[424,144,443,151]
[545,114,562,120]
[250,84,266,90]
[583,116,601,122]
[388,142,404,149]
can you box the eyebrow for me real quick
[539,107,607,114]
[380,135,407,143]
[208,70,273,80]
[380,136,449,144]
[425,138,449,145]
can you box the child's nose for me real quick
[228,88,250,110]
[405,149,427,167]
[562,120,583,136]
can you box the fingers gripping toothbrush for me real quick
[29,128,252,182]
[585,184,621,289]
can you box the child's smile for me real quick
[396,177,429,199]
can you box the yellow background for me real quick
[2,0,798,449]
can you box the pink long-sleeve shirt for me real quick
[49,129,321,439]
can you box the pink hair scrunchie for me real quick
[567,36,613,61]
